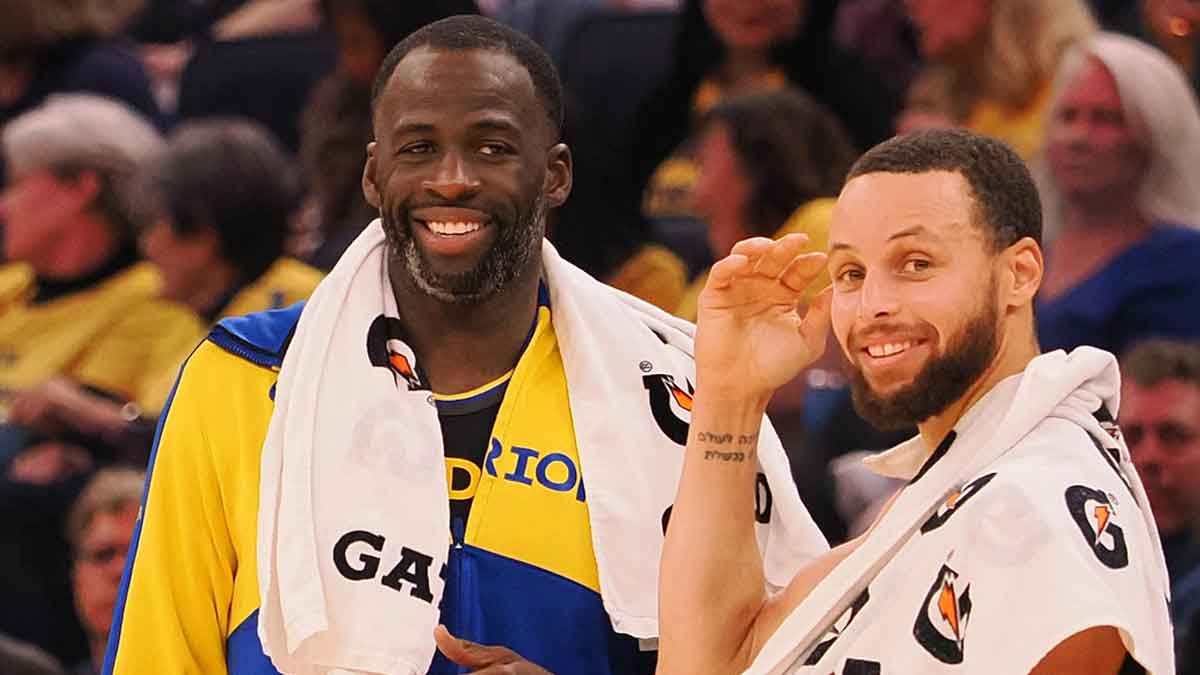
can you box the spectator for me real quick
[7,119,326,453]
[547,94,689,312]
[676,88,857,320]
[1036,33,1200,356]
[140,120,322,324]
[899,0,1097,158]
[0,95,202,449]
[299,0,479,270]
[1121,339,1200,667]
[633,0,898,223]
[64,468,143,675]
[173,0,336,154]
[488,0,681,65]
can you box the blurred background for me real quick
[2,0,1200,672]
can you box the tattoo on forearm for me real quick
[704,450,746,462]
[695,431,758,462]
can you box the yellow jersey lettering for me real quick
[445,457,482,501]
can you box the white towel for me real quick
[745,347,1170,674]
[257,221,828,674]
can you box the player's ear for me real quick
[1001,236,1043,309]
[362,141,381,209]
[544,143,572,209]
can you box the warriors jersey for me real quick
[105,290,656,675]
[797,418,1171,674]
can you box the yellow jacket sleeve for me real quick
[105,340,274,674]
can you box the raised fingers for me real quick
[751,233,812,278]
[707,253,752,290]
[778,251,828,293]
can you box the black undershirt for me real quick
[437,380,506,538]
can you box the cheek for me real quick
[1175,446,1200,473]
[830,293,857,353]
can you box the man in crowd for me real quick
[659,128,1172,674]
[66,469,144,675]
[105,15,826,675]
[1121,338,1200,665]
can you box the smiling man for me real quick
[659,128,1172,674]
[103,15,826,675]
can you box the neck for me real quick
[186,260,242,317]
[1060,203,1151,240]
[916,328,1040,453]
[719,48,774,88]
[390,262,541,395]
[36,216,119,279]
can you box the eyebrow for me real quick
[469,116,522,136]
[389,120,436,140]
[388,115,523,140]
[829,224,941,254]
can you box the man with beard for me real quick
[103,15,826,675]
[658,128,1173,674]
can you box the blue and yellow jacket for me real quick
[104,300,656,675]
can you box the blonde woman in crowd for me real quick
[899,0,1097,158]
[1036,32,1200,357]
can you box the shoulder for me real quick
[778,198,836,243]
[923,418,1159,584]
[0,263,33,301]
[1148,223,1200,242]
[1115,225,1200,270]
[63,40,159,120]
[209,302,306,369]
[266,257,325,294]
[226,259,324,317]
[608,244,689,312]
[922,421,1172,672]
[981,418,1142,529]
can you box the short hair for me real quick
[2,94,164,238]
[370,14,563,138]
[138,119,299,282]
[701,88,858,236]
[65,467,145,555]
[1122,339,1200,390]
[847,128,1042,250]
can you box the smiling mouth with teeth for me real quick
[866,341,916,358]
[424,221,484,235]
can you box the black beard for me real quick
[381,194,546,305]
[847,290,1000,432]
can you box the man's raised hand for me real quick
[695,233,832,404]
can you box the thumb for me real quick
[798,285,833,358]
[434,624,510,669]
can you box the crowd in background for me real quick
[2,0,1200,672]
